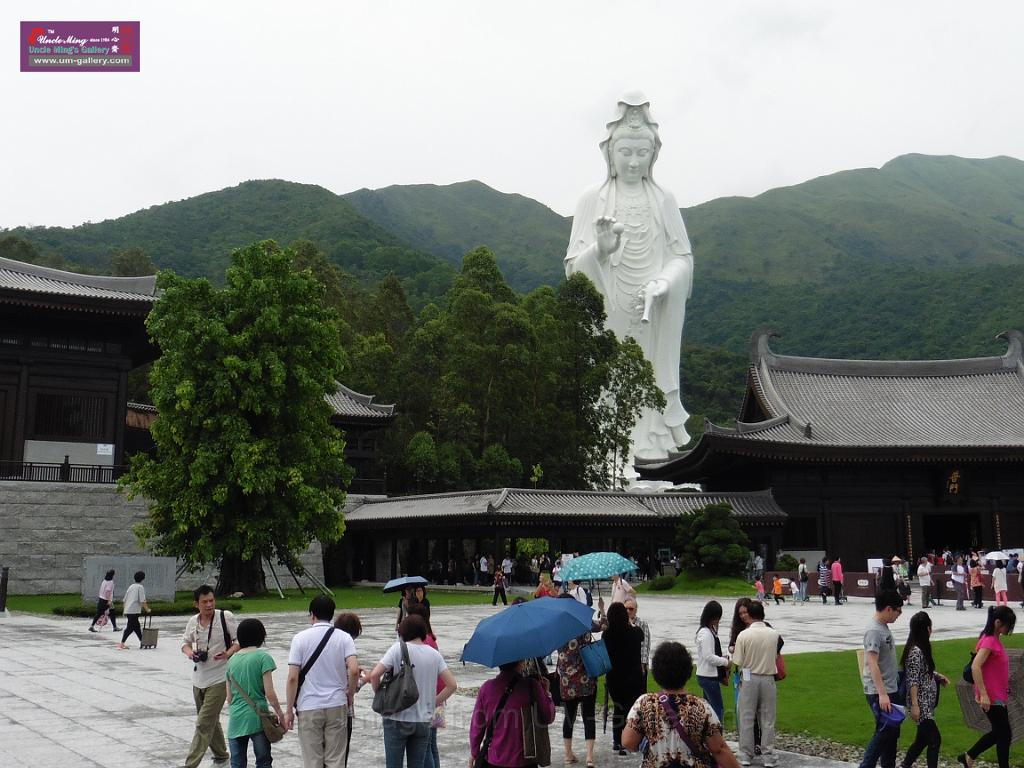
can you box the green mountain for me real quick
[7,154,1024,362]
[344,180,570,291]
[6,179,456,301]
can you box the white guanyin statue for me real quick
[564,92,694,466]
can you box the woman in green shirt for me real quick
[226,619,284,767]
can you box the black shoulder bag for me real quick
[475,677,519,768]
[297,626,335,698]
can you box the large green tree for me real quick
[675,502,750,576]
[121,240,351,595]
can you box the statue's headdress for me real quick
[600,91,662,182]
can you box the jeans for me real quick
[966,703,1011,768]
[697,674,725,725]
[859,694,901,768]
[422,726,439,768]
[901,717,939,768]
[798,581,808,601]
[492,586,507,605]
[229,731,272,768]
[954,581,966,610]
[383,718,431,768]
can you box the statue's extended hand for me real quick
[644,278,669,299]
[595,216,624,258]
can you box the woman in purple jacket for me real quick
[470,659,556,768]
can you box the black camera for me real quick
[192,649,209,663]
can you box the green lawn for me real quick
[667,633,1024,764]
[6,585,491,617]
[636,569,752,597]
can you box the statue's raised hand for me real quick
[595,216,625,258]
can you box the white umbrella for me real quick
[983,551,1010,561]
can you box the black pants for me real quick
[90,598,118,629]
[121,613,142,644]
[834,582,844,604]
[612,700,628,749]
[563,693,597,740]
[901,717,940,768]
[773,593,784,604]
[492,586,507,605]
[973,586,984,607]
[967,704,1011,768]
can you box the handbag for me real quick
[521,699,552,766]
[713,634,729,686]
[227,671,286,743]
[962,651,977,684]
[372,640,420,716]
[545,670,563,706]
[774,654,786,681]
[656,693,719,768]
[580,638,612,678]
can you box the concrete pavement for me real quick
[0,591,994,767]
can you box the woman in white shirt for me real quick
[992,560,1008,606]
[694,600,730,724]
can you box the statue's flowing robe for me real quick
[564,179,693,459]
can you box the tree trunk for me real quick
[217,553,267,596]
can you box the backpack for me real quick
[584,587,593,607]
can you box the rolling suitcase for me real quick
[140,614,159,649]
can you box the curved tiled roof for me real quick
[326,382,394,420]
[637,329,1024,479]
[0,255,157,302]
[344,487,785,524]
[717,328,1024,448]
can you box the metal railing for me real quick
[0,460,126,484]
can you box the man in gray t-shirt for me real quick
[858,590,904,768]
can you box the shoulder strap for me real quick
[477,677,518,762]
[657,693,710,761]
[297,626,335,695]
[227,670,261,715]
[400,639,414,669]
[220,610,232,647]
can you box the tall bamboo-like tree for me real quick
[121,241,351,595]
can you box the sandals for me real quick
[564,757,579,765]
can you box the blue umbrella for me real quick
[461,596,595,667]
[559,552,638,583]
[382,575,428,594]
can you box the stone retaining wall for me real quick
[0,481,323,595]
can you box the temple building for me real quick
[0,256,158,476]
[636,328,1024,568]
[339,487,787,581]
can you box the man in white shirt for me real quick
[731,601,780,767]
[952,555,967,611]
[179,585,239,768]
[478,554,489,586]
[567,579,588,605]
[501,554,514,586]
[917,557,932,609]
[285,595,358,768]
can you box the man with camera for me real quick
[180,585,240,768]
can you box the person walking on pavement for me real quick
[179,585,239,768]
[858,589,905,768]
[917,558,933,609]
[797,558,809,603]
[952,556,968,611]
[117,570,150,649]
[285,595,359,768]
[89,568,119,633]
[492,567,508,606]
[831,557,845,605]
[817,558,832,604]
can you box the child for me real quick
[790,578,800,603]
[772,574,785,604]
[754,578,765,601]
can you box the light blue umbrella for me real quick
[559,552,638,583]
[461,596,595,667]
[382,575,428,593]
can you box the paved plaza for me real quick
[0,591,996,768]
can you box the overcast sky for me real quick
[3,1,1023,229]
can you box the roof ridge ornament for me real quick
[996,330,1024,370]
[749,326,780,365]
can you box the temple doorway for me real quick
[922,513,981,553]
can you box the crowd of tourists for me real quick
[84,555,1020,768]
